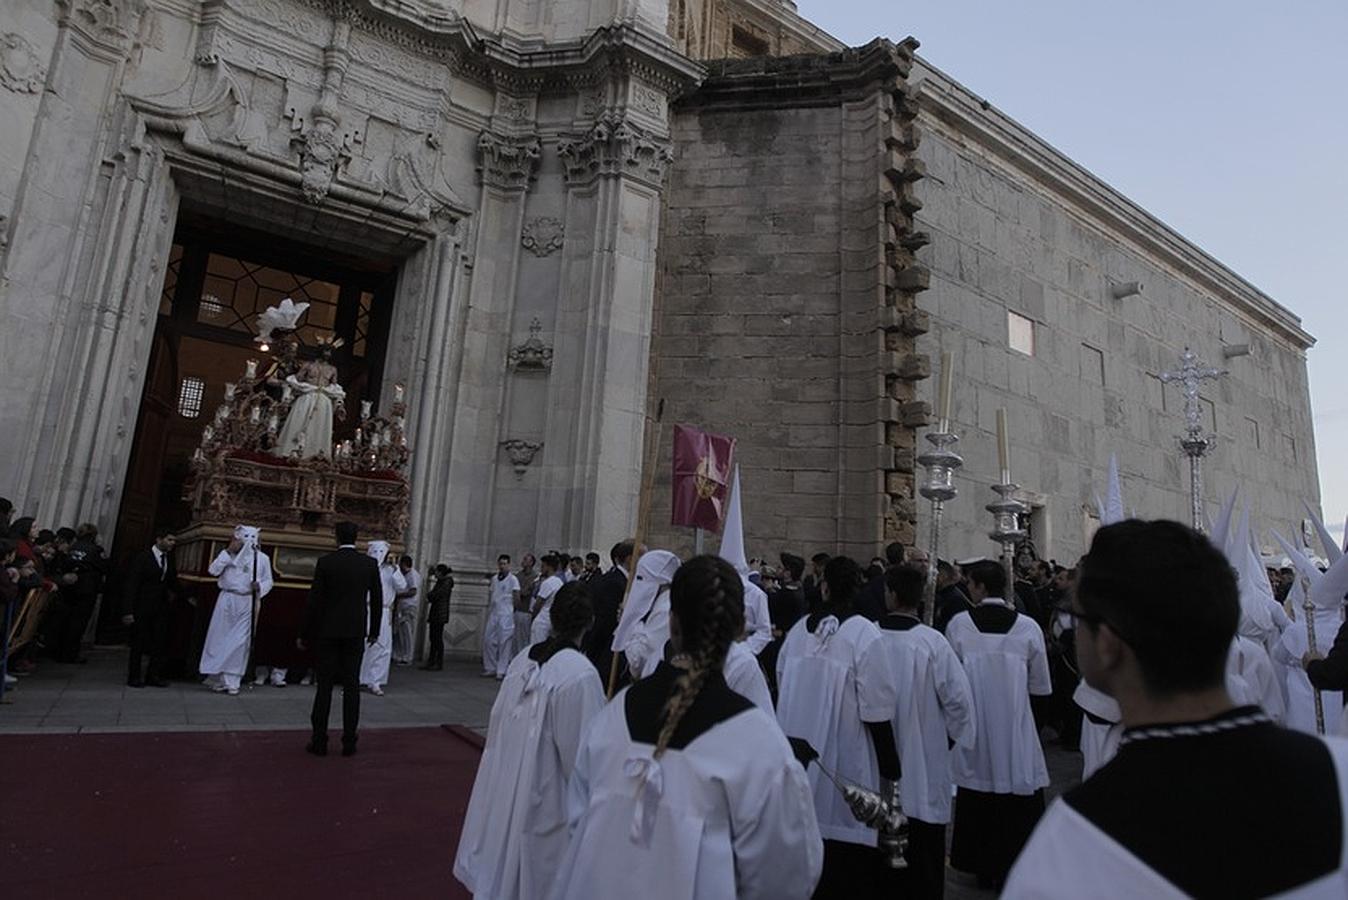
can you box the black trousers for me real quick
[54,595,95,662]
[127,602,169,683]
[813,839,882,899]
[310,637,364,745]
[426,620,445,667]
[882,818,946,900]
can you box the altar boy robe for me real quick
[454,646,604,900]
[549,663,822,900]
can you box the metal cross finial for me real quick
[1160,347,1226,531]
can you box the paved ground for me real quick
[0,647,501,733]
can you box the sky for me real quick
[797,0,1348,529]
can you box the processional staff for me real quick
[918,351,962,626]
[1160,348,1225,532]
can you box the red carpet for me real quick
[2,726,483,899]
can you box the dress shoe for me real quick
[341,742,358,757]
[127,679,145,688]
[305,740,328,757]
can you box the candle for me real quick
[268,413,279,433]
[937,349,954,431]
[371,432,381,449]
[215,405,228,423]
[202,425,214,444]
[393,382,405,404]
[360,400,372,420]
[250,406,261,424]
[996,408,1011,482]
[245,359,258,380]
[224,382,236,401]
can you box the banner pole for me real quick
[693,527,704,556]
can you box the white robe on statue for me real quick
[550,692,822,900]
[360,547,406,690]
[877,618,976,824]
[454,647,605,900]
[946,604,1053,795]
[775,614,899,846]
[200,544,274,692]
[274,375,344,459]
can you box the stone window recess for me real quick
[1081,344,1105,385]
[731,26,770,58]
[1283,434,1297,462]
[1245,417,1260,449]
[177,376,205,419]
[1008,310,1035,356]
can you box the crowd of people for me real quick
[453,523,1348,899]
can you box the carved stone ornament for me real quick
[521,217,564,257]
[0,33,46,94]
[508,317,554,371]
[295,117,349,204]
[58,0,141,44]
[477,132,541,191]
[501,439,543,478]
[557,112,673,187]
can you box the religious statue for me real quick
[274,335,346,459]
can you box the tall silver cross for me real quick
[1160,347,1226,439]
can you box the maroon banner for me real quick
[671,424,736,532]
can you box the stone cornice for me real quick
[676,37,917,112]
[912,59,1315,351]
[727,0,845,54]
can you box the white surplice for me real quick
[530,574,564,645]
[1074,681,1123,780]
[723,640,773,713]
[549,695,822,900]
[775,614,899,845]
[946,603,1052,795]
[876,618,975,824]
[1227,635,1285,722]
[454,647,605,900]
[199,548,274,691]
[1003,738,1348,899]
[359,561,406,689]
[741,578,772,655]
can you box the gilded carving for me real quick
[0,33,46,94]
[520,217,564,258]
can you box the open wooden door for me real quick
[112,329,178,564]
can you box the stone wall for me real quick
[909,63,1320,563]
[647,40,930,561]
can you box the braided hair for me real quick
[531,581,594,665]
[653,555,745,758]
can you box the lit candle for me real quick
[224,382,236,401]
[202,425,214,444]
[245,359,258,380]
[360,400,372,420]
[937,349,954,432]
[996,408,1011,483]
[268,413,279,433]
[250,406,261,424]
[393,382,405,404]
[371,432,381,449]
[215,405,228,423]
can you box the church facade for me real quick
[0,0,1319,650]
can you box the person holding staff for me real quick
[200,525,273,695]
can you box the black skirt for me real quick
[949,787,1045,889]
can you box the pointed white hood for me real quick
[718,466,749,576]
[1101,454,1125,526]
[611,550,682,653]
[1210,488,1239,557]
[1305,503,1344,567]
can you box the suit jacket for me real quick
[123,548,177,616]
[584,566,627,670]
[304,547,383,641]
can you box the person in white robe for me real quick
[715,466,773,655]
[1227,631,1285,722]
[1279,576,1347,734]
[611,550,682,682]
[1005,518,1348,899]
[392,555,421,665]
[1075,681,1122,780]
[945,559,1052,891]
[875,564,974,899]
[200,525,274,695]
[359,540,405,695]
[529,554,565,645]
[551,555,822,900]
[483,554,520,678]
[454,581,605,900]
[775,555,900,898]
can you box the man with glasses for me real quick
[1004,519,1348,898]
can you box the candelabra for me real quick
[987,481,1028,590]
[917,430,963,626]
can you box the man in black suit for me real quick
[122,528,178,687]
[583,539,637,681]
[300,521,383,757]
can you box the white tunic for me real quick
[775,614,899,845]
[199,549,274,678]
[741,578,772,655]
[1227,635,1285,722]
[629,622,772,716]
[876,619,975,824]
[946,603,1052,795]
[1003,738,1348,899]
[530,574,564,644]
[1276,609,1345,735]
[550,695,822,900]
[359,564,406,688]
[454,648,605,900]
[626,593,672,681]
[723,640,773,713]
[1075,681,1123,780]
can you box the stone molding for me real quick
[57,0,146,52]
[476,131,541,191]
[913,64,1314,351]
[507,317,553,371]
[501,439,543,478]
[520,217,564,257]
[0,32,47,93]
[557,112,673,188]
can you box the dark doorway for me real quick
[111,220,399,565]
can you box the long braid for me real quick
[654,556,744,758]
